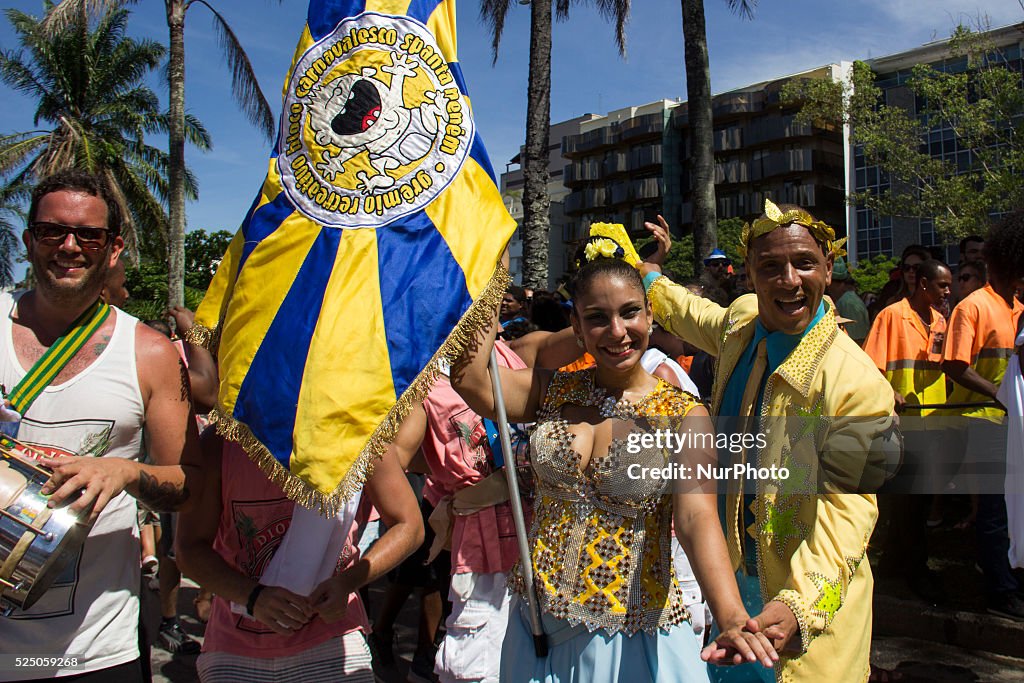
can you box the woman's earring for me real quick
[648,325,653,337]
[576,337,584,348]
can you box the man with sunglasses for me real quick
[0,171,203,682]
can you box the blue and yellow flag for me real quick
[190,0,514,514]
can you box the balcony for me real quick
[563,127,616,156]
[712,91,763,117]
[632,177,662,201]
[619,113,664,142]
[603,151,629,176]
[564,159,602,186]
[609,181,630,205]
[629,144,662,171]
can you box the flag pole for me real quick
[488,348,548,657]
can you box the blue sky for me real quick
[1,0,1021,237]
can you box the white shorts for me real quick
[435,572,510,683]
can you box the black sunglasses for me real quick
[29,221,114,249]
[902,263,919,272]
[958,273,976,282]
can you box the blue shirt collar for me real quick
[751,299,827,372]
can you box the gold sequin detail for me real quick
[510,369,697,635]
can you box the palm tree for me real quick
[0,185,23,288]
[681,0,755,272]
[482,0,631,290]
[0,4,210,263]
[46,0,277,307]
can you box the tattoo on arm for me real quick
[136,470,189,512]
[179,359,194,407]
[93,334,112,357]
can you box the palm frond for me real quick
[192,0,275,141]
[39,0,131,36]
[0,132,50,175]
[724,0,757,20]
[479,0,516,65]
[594,0,631,56]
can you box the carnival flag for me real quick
[190,0,515,514]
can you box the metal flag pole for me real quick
[900,401,1000,411]
[488,347,548,657]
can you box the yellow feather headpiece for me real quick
[584,222,642,266]
[740,198,847,259]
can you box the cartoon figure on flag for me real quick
[189,0,515,514]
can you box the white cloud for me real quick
[864,0,1022,32]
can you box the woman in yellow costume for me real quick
[451,239,778,682]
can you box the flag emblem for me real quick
[189,0,515,515]
[280,12,473,228]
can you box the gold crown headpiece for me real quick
[739,198,847,259]
[577,222,642,268]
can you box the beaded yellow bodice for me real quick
[511,368,701,635]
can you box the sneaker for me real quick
[987,592,1024,621]
[158,619,201,654]
[141,555,158,575]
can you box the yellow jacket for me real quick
[650,279,897,683]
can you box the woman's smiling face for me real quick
[572,273,652,372]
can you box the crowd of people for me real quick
[0,172,1022,683]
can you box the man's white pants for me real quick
[435,572,509,683]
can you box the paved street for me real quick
[145,577,1024,682]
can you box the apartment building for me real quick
[853,23,1024,264]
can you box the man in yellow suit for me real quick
[641,200,897,682]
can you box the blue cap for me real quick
[703,249,731,266]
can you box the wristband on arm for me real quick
[643,271,661,292]
[246,584,265,617]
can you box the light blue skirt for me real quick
[501,596,711,683]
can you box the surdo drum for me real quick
[0,437,91,615]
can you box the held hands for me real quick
[251,586,314,636]
[40,455,136,524]
[701,611,780,669]
[746,600,800,656]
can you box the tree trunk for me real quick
[681,0,717,274]
[521,0,552,290]
[166,0,186,308]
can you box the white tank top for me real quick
[0,291,145,679]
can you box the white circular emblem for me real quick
[278,12,473,229]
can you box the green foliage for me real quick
[849,254,899,295]
[184,229,232,290]
[0,185,25,287]
[123,228,228,319]
[637,217,746,281]
[782,25,1024,242]
[0,3,210,261]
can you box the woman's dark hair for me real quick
[984,209,1024,283]
[145,319,172,338]
[568,257,645,311]
[900,244,930,265]
[529,291,570,331]
[499,318,538,340]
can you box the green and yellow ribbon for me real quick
[6,299,110,415]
